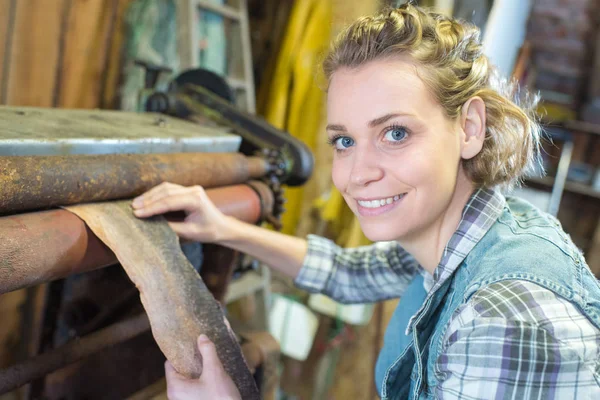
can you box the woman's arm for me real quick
[133,183,419,303]
[294,235,420,303]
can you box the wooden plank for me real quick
[527,176,600,200]
[102,0,135,109]
[4,0,66,106]
[176,0,198,70]
[0,0,15,104]
[58,0,113,108]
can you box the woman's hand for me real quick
[165,334,241,400]
[132,183,229,243]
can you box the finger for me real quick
[132,182,186,209]
[196,335,224,380]
[132,182,173,206]
[133,191,202,218]
[165,360,200,400]
[165,360,187,384]
[166,221,201,240]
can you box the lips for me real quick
[353,192,407,217]
[356,194,405,209]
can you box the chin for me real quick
[360,221,407,242]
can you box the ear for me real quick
[459,96,486,160]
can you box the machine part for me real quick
[0,313,151,395]
[172,68,235,104]
[246,178,284,229]
[0,106,241,156]
[145,83,314,186]
[200,244,239,304]
[0,152,268,214]
[240,331,281,400]
[65,201,260,399]
[28,280,68,399]
[134,60,173,90]
[74,287,140,337]
[0,183,273,295]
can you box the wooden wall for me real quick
[0,0,133,109]
[0,0,133,387]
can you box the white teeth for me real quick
[357,194,404,208]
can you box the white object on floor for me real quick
[268,294,318,361]
[308,293,374,326]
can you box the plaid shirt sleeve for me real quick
[293,234,420,304]
[437,280,600,399]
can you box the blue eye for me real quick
[384,126,407,142]
[333,136,354,150]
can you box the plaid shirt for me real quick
[295,188,600,399]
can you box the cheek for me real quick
[388,148,432,183]
[331,159,348,191]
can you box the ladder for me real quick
[175,0,269,333]
[176,0,256,113]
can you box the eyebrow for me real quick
[326,113,411,132]
[325,124,347,132]
[368,113,406,128]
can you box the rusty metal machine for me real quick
[0,76,313,399]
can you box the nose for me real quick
[349,146,384,187]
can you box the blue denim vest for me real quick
[374,196,600,399]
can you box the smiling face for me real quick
[327,58,474,243]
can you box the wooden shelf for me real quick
[563,120,600,137]
[526,176,600,200]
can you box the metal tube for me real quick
[0,183,273,295]
[548,140,574,217]
[0,313,151,395]
[0,153,269,214]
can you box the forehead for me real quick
[327,59,437,121]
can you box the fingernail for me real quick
[199,334,209,343]
[132,198,142,207]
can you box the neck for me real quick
[399,171,475,275]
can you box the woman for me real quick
[133,4,600,399]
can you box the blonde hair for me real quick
[323,4,542,189]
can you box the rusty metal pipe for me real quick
[0,313,151,395]
[0,153,269,214]
[0,183,273,295]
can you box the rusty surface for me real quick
[0,153,268,214]
[0,209,114,295]
[65,201,260,399]
[0,184,271,295]
[205,183,265,224]
[0,313,151,395]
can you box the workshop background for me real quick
[1,0,600,399]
